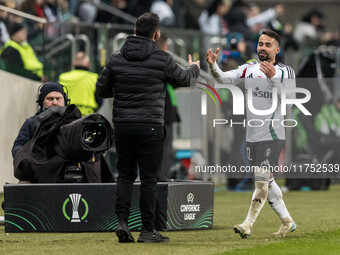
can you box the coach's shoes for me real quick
[273,219,296,237]
[116,221,135,243]
[137,230,170,243]
[233,223,251,238]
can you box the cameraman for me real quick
[12,81,67,158]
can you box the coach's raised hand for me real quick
[206,48,219,65]
[188,54,200,69]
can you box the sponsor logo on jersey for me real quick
[251,87,273,98]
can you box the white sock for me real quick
[268,178,292,222]
[243,180,269,228]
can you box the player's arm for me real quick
[206,48,245,85]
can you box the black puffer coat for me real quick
[12,109,42,158]
[96,35,200,125]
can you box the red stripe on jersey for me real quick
[240,67,247,78]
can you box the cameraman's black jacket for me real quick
[96,35,200,125]
[13,105,114,183]
[12,108,42,158]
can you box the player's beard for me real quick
[258,51,269,61]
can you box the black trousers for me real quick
[114,124,164,232]
[158,124,172,181]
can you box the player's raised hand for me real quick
[206,48,219,65]
[260,61,276,78]
[188,54,200,69]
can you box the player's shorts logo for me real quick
[264,148,272,158]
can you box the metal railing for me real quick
[110,33,190,61]
[44,34,76,59]
[85,0,137,24]
[0,5,47,24]
[112,32,129,52]
[207,36,226,52]
[75,34,91,57]
[44,33,90,63]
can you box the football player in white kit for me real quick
[206,30,296,238]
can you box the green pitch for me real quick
[0,183,339,255]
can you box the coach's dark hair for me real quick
[135,12,160,39]
[261,30,281,46]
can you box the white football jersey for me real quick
[210,61,296,142]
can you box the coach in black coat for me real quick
[96,33,199,126]
[96,13,200,243]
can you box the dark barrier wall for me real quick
[4,181,214,232]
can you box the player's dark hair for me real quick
[261,29,281,46]
[135,12,160,39]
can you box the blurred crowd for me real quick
[194,0,339,70]
[0,0,338,42]
[0,0,339,80]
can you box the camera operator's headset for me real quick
[36,82,71,107]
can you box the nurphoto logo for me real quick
[197,82,312,128]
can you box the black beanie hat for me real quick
[7,22,25,37]
[38,82,67,107]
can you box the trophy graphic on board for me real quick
[69,193,82,222]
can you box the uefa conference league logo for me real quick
[187,193,194,203]
[62,193,89,223]
[181,193,200,221]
